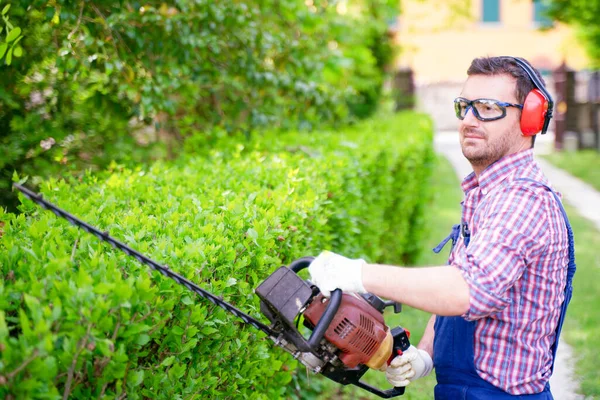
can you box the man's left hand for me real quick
[308,251,367,296]
[386,346,433,387]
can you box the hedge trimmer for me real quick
[14,184,411,398]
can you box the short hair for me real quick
[467,56,546,104]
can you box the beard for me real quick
[460,124,516,169]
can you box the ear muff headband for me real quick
[500,56,554,135]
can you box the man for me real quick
[308,56,575,399]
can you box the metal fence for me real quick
[553,64,600,151]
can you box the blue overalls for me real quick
[431,179,576,399]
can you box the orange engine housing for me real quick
[303,293,390,368]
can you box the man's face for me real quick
[458,74,525,170]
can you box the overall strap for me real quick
[433,224,460,254]
[515,178,576,373]
[433,221,471,255]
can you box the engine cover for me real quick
[304,293,388,368]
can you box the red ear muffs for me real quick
[520,88,548,136]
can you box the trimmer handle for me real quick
[287,256,343,350]
[389,326,411,361]
[288,256,315,273]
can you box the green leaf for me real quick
[128,370,144,387]
[40,356,57,379]
[271,359,283,371]
[246,228,258,241]
[136,333,151,346]
[23,294,40,312]
[94,282,114,294]
[226,277,237,287]
[97,339,114,356]
[187,326,198,337]
[180,296,193,305]
[6,27,21,43]
[5,46,12,65]
[171,325,184,336]
[123,323,150,337]
[200,326,218,336]
[13,45,21,57]
[161,355,175,367]
[181,338,198,353]
[2,4,10,15]
[0,43,7,59]
[0,311,8,337]
[167,362,186,380]
[19,309,31,336]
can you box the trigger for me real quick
[387,349,403,366]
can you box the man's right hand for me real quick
[308,251,367,296]
[385,345,433,387]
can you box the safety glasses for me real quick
[454,97,523,121]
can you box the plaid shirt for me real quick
[448,149,569,395]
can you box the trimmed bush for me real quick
[0,112,434,399]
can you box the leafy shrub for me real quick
[545,0,600,67]
[0,112,434,399]
[0,0,398,212]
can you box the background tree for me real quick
[544,0,600,67]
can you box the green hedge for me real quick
[0,112,434,399]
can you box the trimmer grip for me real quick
[320,326,411,397]
[388,326,411,365]
[392,326,411,351]
[388,326,412,395]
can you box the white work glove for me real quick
[386,346,433,387]
[308,251,367,296]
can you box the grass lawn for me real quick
[542,150,600,191]
[541,149,600,396]
[325,153,600,399]
[561,203,600,397]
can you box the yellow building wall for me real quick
[395,0,590,83]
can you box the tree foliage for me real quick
[0,0,398,211]
[544,0,600,67]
